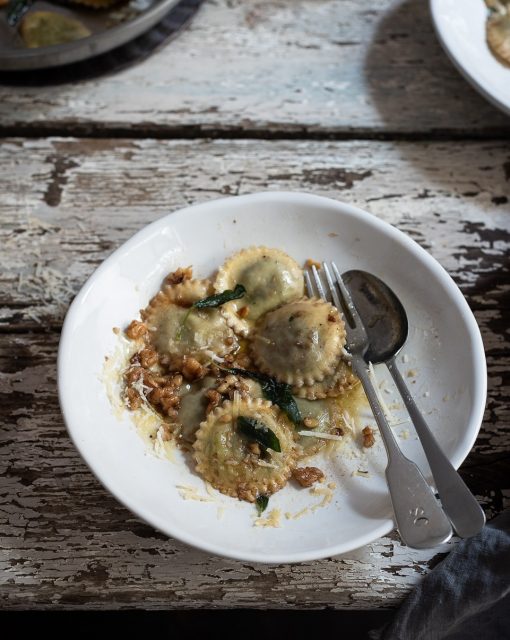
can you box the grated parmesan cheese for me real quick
[368,363,394,421]
[297,431,344,442]
[309,485,334,511]
[352,469,370,478]
[176,485,215,503]
[285,507,310,520]
[254,508,281,528]
[256,460,279,469]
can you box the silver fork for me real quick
[307,262,453,549]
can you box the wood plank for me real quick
[0,137,508,608]
[0,334,506,610]
[0,0,508,135]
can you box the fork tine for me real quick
[311,265,327,301]
[331,261,362,327]
[322,263,344,311]
[304,269,314,297]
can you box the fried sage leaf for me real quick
[193,283,246,309]
[176,284,246,340]
[255,495,269,516]
[223,366,302,427]
[237,416,281,453]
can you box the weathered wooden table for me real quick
[1,0,509,611]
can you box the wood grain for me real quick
[0,0,509,136]
[0,137,508,608]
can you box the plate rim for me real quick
[57,191,487,563]
[429,0,510,117]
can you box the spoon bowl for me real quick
[342,270,408,363]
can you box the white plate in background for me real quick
[430,0,510,116]
[58,192,486,563]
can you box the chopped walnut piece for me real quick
[160,424,173,441]
[362,426,375,448]
[237,306,249,319]
[139,347,158,369]
[125,365,143,385]
[160,395,180,411]
[305,259,321,269]
[164,266,193,285]
[182,356,206,381]
[171,374,183,387]
[292,466,325,488]
[125,320,148,340]
[205,389,222,414]
[303,417,319,429]
[248,442,261,456]
[126,387,142,410]
[142,370,160,388]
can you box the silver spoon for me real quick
[342,270,486,539]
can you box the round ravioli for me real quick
[178,377,217,443]
[487,13,510,65]
[142,279,238,364]
[293,358,357,399]
[214,247,304,336]
[20,11,91,48]
[193,398,297,502]
[295,397,345,458]
[250,298,346,386]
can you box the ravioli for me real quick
[487,13,510,65]
[193,397,297,502]
[142,279,238,365]
[294,358,358,400]
[178,377,217,443]
[214,247,304,336]
[295,398,344,457]
[250,298,346,386]
[20,11,91,48]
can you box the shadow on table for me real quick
[363,0,508,136]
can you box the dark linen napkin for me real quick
[370,509,510,640]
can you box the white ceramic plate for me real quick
[58,192,486,564]
[430,0,510,116]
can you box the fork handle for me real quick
[386,357,485,538]
[351,355,453,549]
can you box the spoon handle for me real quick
[387,356,486,538]
[352,356,452,549]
